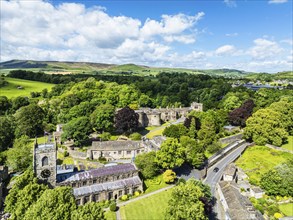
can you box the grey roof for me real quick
[60,163,137,183]
[219,181,262,220]
[251,187,264,193]
[91,141,143,151]
[56,164,75,175]
[73,176,142,197]
[224,163,237,176]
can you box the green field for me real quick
[105,211,116,220]
[0,77,54,98]
[279,203,293,216]
[236,145,292,184]
[281,136,293,151]
[120,189,172,220]
[144,174,169,194]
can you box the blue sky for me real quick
[1,0,292,72]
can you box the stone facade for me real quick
[136,102,203,127]
[33,141,57,187]
[88,140,146,161]
[57,163,142,205]
[222,163,237,182]
[33,141,143,205]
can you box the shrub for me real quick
[63,150,69,157]
[109,202,117,212]
[121,195,128,201]
[129,132,142,140]
[267,205,279,216]
[176,178,186,186]
[134,191,140,197]
[255,204,264,214]
[206,142,222,154]
[163,169,176,184]
[274,213,283,219]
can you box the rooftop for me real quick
[56,164,75,175]
[224,163,237,176]
[91,140,143,151]
[60,163,137,183]
[36,143,54,149]
[73,176,142,197]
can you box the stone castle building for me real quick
[135,102,203,127]
[33,141,143,205]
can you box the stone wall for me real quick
[219,133,243,145]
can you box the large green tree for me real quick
[71,202,105,220]
[5,136,32,172]
[244,108,288,146]
[90,104,115,132]
[14,104,45,138]
[156,138,185,169]
[165,179,210,220]
[0,116,15,151]
[24,187,77,220]
[135,151,160,179]
[62,116,92,146]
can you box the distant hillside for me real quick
[1,59,291,79]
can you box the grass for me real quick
[105,211,116,220]
[235,145,292,185]
[144,122,171,139]
[0,77,54,98]
[281,136,293,151]
[57,151,74,165]
[144,174,169,194]
[279,203,293,216]
[119,189,172,220]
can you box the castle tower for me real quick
[33,139,57,187]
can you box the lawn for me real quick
[279,203,293,216]
[0,77,54,98]
[281,136,293,151]
[119,188,172,220]
[145,122,171,139]
[235,145,292,185]
[144,174,169,194]
[105,211,116,220]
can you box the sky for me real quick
[0,0,292,73]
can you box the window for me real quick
[118,151,122,154]
[94,194,99,202]
[137,150,140,154]
[84,196,90,203]
[72,183,76,187]
[119,190,122,196]
[114,151,117,154]
[42,156,48,166]
[83,181,87,186]
[127,151,131,154]
[93,179,97,184]
[76,199,81,205]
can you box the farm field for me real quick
[0,77,54,98]
[279,203,293,216]
[235,145,292,185]
[119,188,172,220]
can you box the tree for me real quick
[180,136,205,168]
[163,124,188,139]
[14,104,45,138]
[134,152,160,179]
[228,99,255,127]
[71,202,105,220]
[163,169,176,183]
[62,116,92,146]
[12,96,30,111]
[156,138,185,169]
[0,116,14,151]
[90,104,115,132]
[114,106,139,133]
[0,96,11,115]
[129,132,142,140]
[165,179,210,220]
[24,187,77,220]
[197,115,217,148]
[5,136,32,172]
[244,108,287,146]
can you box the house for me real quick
[217,181,264,220]
[222,163,237,182]
[250,187,265,199]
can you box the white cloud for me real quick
[268,0,288,4]
[163,35,196,44]
[281,39,293,45]
[215,45,236,55]
[225,33,238,37]
[223,0,237,7]
[247,38,283,60]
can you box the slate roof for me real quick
[73,176,142,197]
[219,181,264,220]
[224,163,237,176]
[60,163,137,183]
[91,141,143,151]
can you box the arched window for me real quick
[42,156,48,166]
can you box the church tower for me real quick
[33,139,57,187]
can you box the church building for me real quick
[33,140,143,205]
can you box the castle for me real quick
[33,141,143,205]
[135,102,203,127]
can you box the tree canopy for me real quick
[114,106,139,133]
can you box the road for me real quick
[204,142,249,194]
